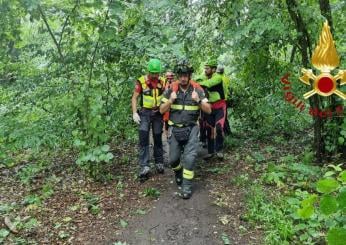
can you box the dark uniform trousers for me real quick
[168,125,199,175]
[205,104,227,154]
[138,109,163,167]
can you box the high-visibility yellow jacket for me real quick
[138,75,165,109]
[221,74,231,101]
[199,73,224,103]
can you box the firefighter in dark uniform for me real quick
[160,60,211,199]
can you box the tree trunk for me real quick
[318,0,345,159]
[286,0,323,163]
[319,0,334,33]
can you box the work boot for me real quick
[156,163,164,174]
[181,178,192,199]
[199,141,207,149]
[216,152,224,160]
[174,168,183,186]
[139,166,150,182]
[203,153,215,160]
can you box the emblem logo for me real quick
[299,21,345,99]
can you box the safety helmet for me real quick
[165,71,174,79]
[205,59,218,68]
[148,58,162,73]
[216,65,224,74]
[175,59,194,75]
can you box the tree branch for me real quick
[290,44,297,63]
[319,0,334,33]
[38,5,64,61]
[88,0,113,84]
[85,0,114,126]
[286,0,323,162]
[58,2,79,47]
[286,0,312,67]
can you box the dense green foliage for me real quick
[242,151,343,244]
[1,0,345,166]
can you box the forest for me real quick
[0,0,345,244]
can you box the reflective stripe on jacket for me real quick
[138,75,165,109]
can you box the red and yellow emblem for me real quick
[299,21,346,100]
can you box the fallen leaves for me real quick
[119,219,128,228]
[62,217,73,223]
[4,216,18,233]
[219,215,232,225]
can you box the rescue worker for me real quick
[199,59,227,159]
[165,71,175,88]
[216,65,231,136]
[195,75,208,148]
[160,60,211,199]
[163,71,175,166]
[131,58,165,182]
[163,71,175,131]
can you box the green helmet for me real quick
[175,59,194,75]
[205,59,218,68]
[148,58,162,73]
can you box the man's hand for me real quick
[133,112,141,124]
[169,91,177,103]
[192,89,200,103]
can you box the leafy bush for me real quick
[297,165,346,245]
[245,156,325,244]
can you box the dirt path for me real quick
[114,172,224,245]
[0,137,262,244]
[110,142,262,245]
[113,143,225,245]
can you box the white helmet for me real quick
[216,65,224,74]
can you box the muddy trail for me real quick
[114,172,222,245]
[1,138,262,244]
[109,143,262,245]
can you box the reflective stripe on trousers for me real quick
[168,125,199,178]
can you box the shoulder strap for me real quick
[171,80,202,92]
[190,80,202,90]
[158,76,166,90]
[159,76,165,84]
[139,76,166,89]
[171,81,180,93]
[138,75,146,86]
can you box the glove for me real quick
[133,112,141,124]
[170,91,177,103]
[191,88,200,103]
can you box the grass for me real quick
[242,146,326,244]
[142,187,160,199]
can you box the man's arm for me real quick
[200,99,211,114]
[131,91,140,114]
[192,88,211,114]
[199,74,222,88]
[160,99,172,114]
[160,90,176,114]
